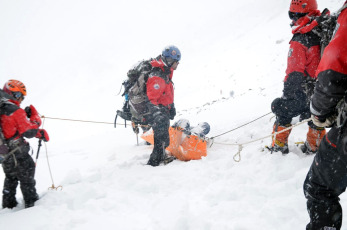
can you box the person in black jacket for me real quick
[303,2,347,229]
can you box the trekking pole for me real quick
[35,139,42,166]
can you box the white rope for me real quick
[210,118,312,162]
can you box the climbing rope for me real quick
[41,115,150,128]
[210,118,312,162]
[41,116,115,125]
[211,112,273,139]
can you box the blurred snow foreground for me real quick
[0,0,346,229]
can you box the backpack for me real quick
[317,4,347,56]
[0,89,14,161]
[116,59,153,124]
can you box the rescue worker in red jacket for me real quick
[303,2,347,229]
[270,0,327,154]
[146,46,181,166]
[0,80,49,209]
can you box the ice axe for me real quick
[35,139,42,166]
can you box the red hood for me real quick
[291,10,321,34]
[150,58,174,80]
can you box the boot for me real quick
[271,124,292,154]
[2,195,18,209]
[301,127,326,154]
[24,193,39,209]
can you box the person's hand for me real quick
[36,129,49,142]
[25,105,42,126]
[311,114,336,128]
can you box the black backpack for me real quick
[0,89,15,161]
[116,59,153,125]
[316,5,347,56]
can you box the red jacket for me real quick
[0,100,40,140]
[282,11,322,100]
[284,11,322,82]
[146,58,174,107]
[311,3,347,116]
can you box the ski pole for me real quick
[35,139,42,166]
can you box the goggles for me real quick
[289,11,308,21]
[12,91,24,100]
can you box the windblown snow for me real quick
[0,0,345,229]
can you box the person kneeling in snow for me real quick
[0,80,49,209]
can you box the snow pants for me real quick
[147,111,170,166]
[303,126,347,230]
[2,142,38,208]
[271,96,321,132]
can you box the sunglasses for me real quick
[12,91,24,100]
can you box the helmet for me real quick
[162,45,181,62]
[289,0,318,13]
[3,79,27,100]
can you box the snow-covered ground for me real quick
[0,0,345,229]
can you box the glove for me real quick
[169,104,176,120]
[311,114,336,128]
[36,129,50,142]
[25,105,42,126]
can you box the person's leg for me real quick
[304,127,347,229]
[147,113,170,166]
[1,156,18,209]
[17,155,38,208]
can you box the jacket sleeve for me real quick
[146,76,166,105]
[14,108,40,138]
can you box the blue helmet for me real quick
[162,45,181,62]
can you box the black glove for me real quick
[169,104,176,120]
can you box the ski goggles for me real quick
[12,91,24,100]
[288,11,308,21]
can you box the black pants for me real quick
[303,126,347,230]
[272,97,318,128]
[147,112,170,166]
[2,143,38,208]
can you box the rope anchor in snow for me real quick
[48,184,63,191]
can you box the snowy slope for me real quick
[0,0,346,229]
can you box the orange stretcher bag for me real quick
[141,127,207,161]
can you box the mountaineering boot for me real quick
[270,124,292,154]
[301,127,326,154]
[24,193,39,208]
[2,191,18,209]
[2,177,18,209]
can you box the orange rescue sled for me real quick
[141,127,207,161]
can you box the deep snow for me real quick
[0,0,345,229]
